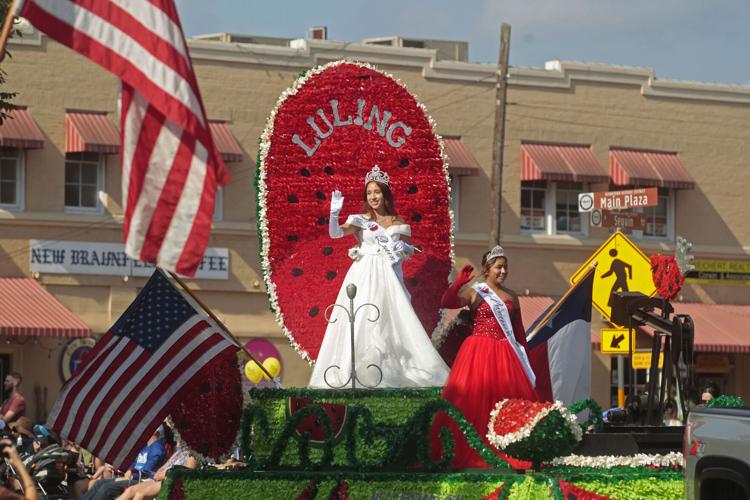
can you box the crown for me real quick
[364,165,390,186]
[487,245,506,262]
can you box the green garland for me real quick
[705,395,746,408]
[160,468,518,500]
[502,410,579,468]
[573,477,683,500]
[568,399,604,432]
[159,464,681,499]
[544,465,682,482]
[240,389,509,471]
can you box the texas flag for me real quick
[526,267,595,406]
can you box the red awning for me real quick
[0,278,91,338]
[639,302,750,354]
[66,111,120,154]
[522,143,608,183]
[610,148,694,189]
[443,136,480,176]
[0,107,45,149]
[209,120,244,163]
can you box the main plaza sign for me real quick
[578,187,658,212]
[30,240,229,280]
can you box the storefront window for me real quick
[65,152,104,212]
[556,181,583,234]
[521,180,546,232]
[0,148,22,210]
[643,188,670,238]
[521,180,587,235]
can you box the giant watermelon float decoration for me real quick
[257,61,454,363]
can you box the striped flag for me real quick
[45,269,239,470]
[526,267,595,406]
[20,0,230,277]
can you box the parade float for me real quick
[160,61,685,499]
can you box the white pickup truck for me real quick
[685,406,750,500]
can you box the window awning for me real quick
[610,148,694,189]
[522,143,608,183]
[66,111,120,154]
[209,120,244,163]
[0,107,45,149]
[0,278,91,338]
[639,302,750,353]
[443,136,480,176]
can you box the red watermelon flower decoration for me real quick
[257,61,455,363]
[487,399,582,467]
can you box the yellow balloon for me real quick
[262,357,281,379]
[244,361,264,384]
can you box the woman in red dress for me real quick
[433,245,539,468]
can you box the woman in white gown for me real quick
[308,165,450,388]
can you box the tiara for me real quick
[487,245,505,261]
[364,165,390,186]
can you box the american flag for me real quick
[20,0,230,277]
[45,269,239,470]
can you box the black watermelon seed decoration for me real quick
[300,168,311,177]
[407,185,418,194]
[326,271,337,280]
[315,191,326,200]
[317,216,327,225]
[412,214,422,222]
[409,278,418,287]
[309,307,319,317]
[292,268,304,276]
[288,194,299,203]
[287,234,298,241]
[322,247,333,256]
[399,158,409,167]
[324,165,334,175]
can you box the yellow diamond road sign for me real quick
[570,231,657,322]
[600,327,635,354]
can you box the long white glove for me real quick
[393,240,415,260]
[328,190,345,239]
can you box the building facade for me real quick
[3,24,749,421]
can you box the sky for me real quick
[175,0,750,86]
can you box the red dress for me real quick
[433,300,539,468]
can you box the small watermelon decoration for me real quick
[257,61,454,363]
[487,399,582,467]
[289,397,348,443]
[170,350,243,460]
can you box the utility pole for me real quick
[489,23,511,246]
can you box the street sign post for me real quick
[579,187,658,212]
[600,327,635,354]
[570,231,657,322]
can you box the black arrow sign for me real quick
[610,334,625,349]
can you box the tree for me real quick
[0,0,18,125]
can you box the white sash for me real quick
[347,215,400,265]
[472,283,536,388]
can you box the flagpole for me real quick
[526,263,597,344]
[168,271,283,387]
[0,0,19,63]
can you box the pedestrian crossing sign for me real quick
[570,231,657,322]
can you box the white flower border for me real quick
[486,399,583,450]
[550,451,684,469]
[256,60,456,365]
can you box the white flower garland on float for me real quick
[550,451,684,469]
[486,399,583,450]
[256,60,455,364]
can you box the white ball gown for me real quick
[308,216,450,388]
